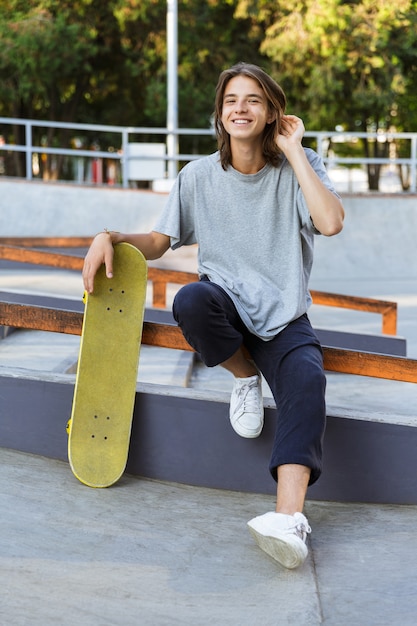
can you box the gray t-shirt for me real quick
[154,149,338,340]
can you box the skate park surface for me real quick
[1,180,417,625]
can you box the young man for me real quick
[83,62,344,569]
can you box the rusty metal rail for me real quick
[0,300,415,382]
[0,238,411,383]
[0,240,397,335]
[310,290,397,335]
[0,237,93,248]
[148,269,398,336]
[0,244,85,271]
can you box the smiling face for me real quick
[214,63,286,169]
[220,75,275,145]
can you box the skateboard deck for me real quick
[67,242,147,487]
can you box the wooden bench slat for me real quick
[0,246,84,271]
[0,243,399,335]
[0,302,83,335]
[323,348,417,384]
[0,237,93,248]
[0,302,416,383]
[142,321,193,352]
[147,266,399,336]
[310,290,397,335]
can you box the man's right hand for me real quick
[82,232,115,294]
[82,230,170,294]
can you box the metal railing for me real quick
[1,116,417,191]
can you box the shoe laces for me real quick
[235,377,260,414]
[292,516,312,543]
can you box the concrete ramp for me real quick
[312,194,417,281]
[1,181,417,504]
[1,180,417,281]
[0,180,167,237]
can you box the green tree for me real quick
[7,1,417,188]
[114,0,267,156]
[0,1,121,176]
[0,1,265,176]
[235,0,417,189]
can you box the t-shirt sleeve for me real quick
[153,168,197,249]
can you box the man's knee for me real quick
[173,281,213,323]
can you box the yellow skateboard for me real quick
[67,243,147,487]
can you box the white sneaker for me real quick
[229,372,263,438]
[247,511,311,569]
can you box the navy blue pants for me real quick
[173,279,326,486]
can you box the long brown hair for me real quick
[214,62,286,170]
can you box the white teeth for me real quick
[233,120,249,124]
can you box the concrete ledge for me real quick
[315,327,407,356]
[1,367,417,504]
[1,180,416,283]
[0,292,407,359]
[0,180,168,237]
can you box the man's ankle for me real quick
[221,361,258,379]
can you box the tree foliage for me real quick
[0,0,265,128]
[235,0,417,187]
[1,0,417,186]
[235,0,417,130]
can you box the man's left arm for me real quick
[277,115,344,236]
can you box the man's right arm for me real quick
[82,230,170,294]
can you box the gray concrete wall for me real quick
[312,193,417,282]
[0,179,167,237]
[1,179,417,281]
